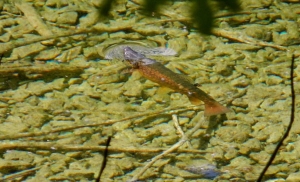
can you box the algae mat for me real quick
[0,0,299,181]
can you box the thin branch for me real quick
[0,105,203,140]
[212,28,287,51]
[14,1,53,36]
[96,136,112,182]
[0,141,207,154]
[0,18,187,55]
[172,114,192,148]
[0,164,46,182]
[256,54,296,181]
[129,114,208,181]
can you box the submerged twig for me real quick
[0,164,45,182]
[257,54,296,181]
[0,105,203,140]
[212,28,287,51]
[129,114,208,182]
[14,1,53,36]
[0,18,185,55]
[0,141,206,154]
[0,30,86,55]
[172,114,192,148]
[0,63,88,78]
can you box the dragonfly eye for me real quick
[124,47,145,61]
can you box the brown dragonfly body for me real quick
[123,47,230,116]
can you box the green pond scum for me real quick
[0,0,299,181]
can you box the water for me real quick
[0,0,298,181]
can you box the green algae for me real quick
[0,0,298,181]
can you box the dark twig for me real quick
[96,136,112,182]
[0,141,207,154]
[0,105,203,140]
[129,114,208,182]
[0,165,44,182]
[256,54,295,181]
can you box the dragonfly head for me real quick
[124,46,156,66]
